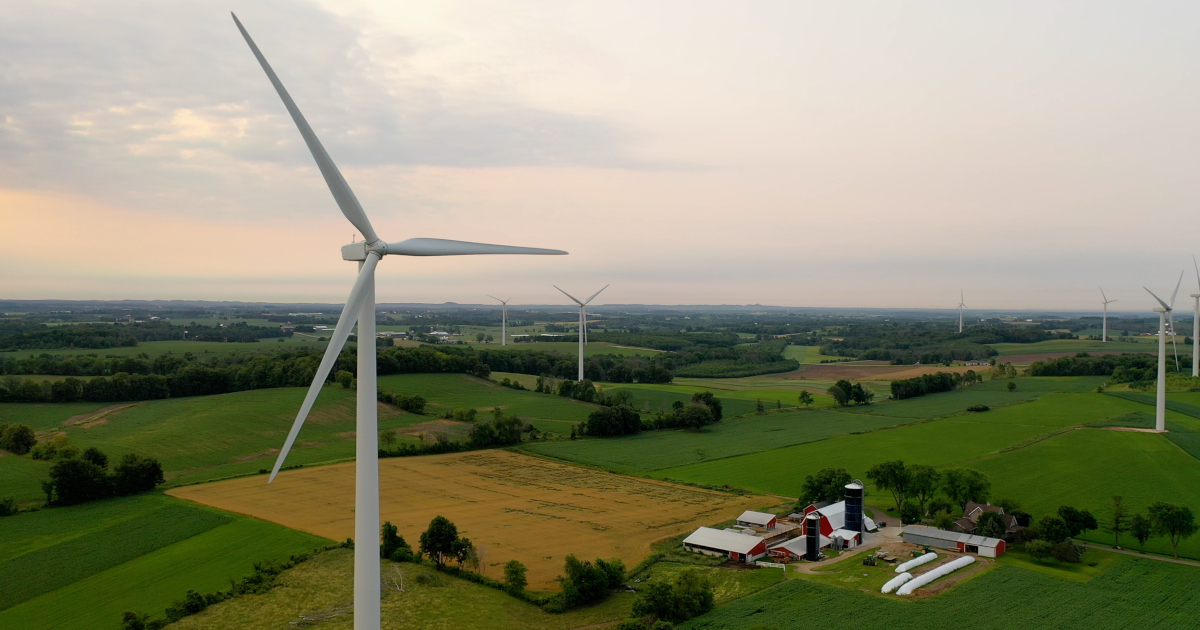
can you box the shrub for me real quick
[381,521,410,560]
[0,423,36,455]
[1051,540,1082,563]
[111,454,165,495]
[335,370,354,389]
[631,567,715,624]
[1025,540,1053,560]
[0,497,17,517]
[966,404,990,412]
[46,458,111,505]
[976,510,1008,538]
[899,500,921,525]
[559,555,624,609]
[504,560,528,595]
[81,446,108,468]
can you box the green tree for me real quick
[690,391,723,421]
[755,398,765,414]
[1052,540,1082,563]
[1006,380,1016,392]
[381,521,410,560]
[476,332,486,342]
[503,560,528,595]
[120,611,149,630]
[0,497,17,517]
[797,391,815,408]
[1148,501,1198,558]
[907,465,942,515]
[1107,496,1128,548]
[941,468,991,511]
[933,511,957,531]
[1026,539,1053,561]
[631,567,715,623]
[850,383,873,405]
[1131,513,1153,550]
[559,555,620,608]
[335,370,354,389]
[111,454,165,496]
[678,403,715,430]
[0,423,36,455]
[976,511,1007,538]
[46,458,110,505]
[800,468,852,505]
[866,460,910,511]
[419,515,460,567]
[380,429,397,450]
[80,447,108,469]
[1058,506,1099,538]
[899,500,920,524]
[827,380,852,406]
[1036,515,1071,543]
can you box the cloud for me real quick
[0,0,635,220]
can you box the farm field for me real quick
[166,549,637,630]
[0,338,327,361]
[648,394,1153,499]
[0,494,328,630]
[0,373,595,501]
[782,345,844,363]
[972,427,1200,559]
[168,450,767,590]
[524,407,919,472]
[781,362,984,381]
[461,340,662,357]
[682,558,1200,629]
[841,389,1042,418]
[988,338,1157,365]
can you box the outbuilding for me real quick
[901,525,1006,557]
[682,527,768,563]
[736,510,778,530]
[767,537,809,561]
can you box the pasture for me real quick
[681,558,1200,629]
[648,394,1152,499]
[462,340,661,357]
[168,450,767,590]
[0,338,325,361]
[0,494,328,630]
[524,408,919,472]
[167,549,637,630]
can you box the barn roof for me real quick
[902,525,1002,548]
[768,537,809,555]
[683,527,764,554]
[737,510,777,526]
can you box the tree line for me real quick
[1029,352,1164,382]
[0,320,289,351]
[890,370,980,400]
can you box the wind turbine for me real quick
[1192,256,1200,377]
[957,290,967,333]
[1144,270,1183,432]
[554,285,609,380]
[232,15,565,630]
[488,296,511,346]
[1099,287,1117,343]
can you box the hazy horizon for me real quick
[2,1,1198,311]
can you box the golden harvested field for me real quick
[168,450,765,589]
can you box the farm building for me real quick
[767,536,810,561]
[682,527,768,563]
[902,525,1006,557]
[955,502,1023,535]
[794,500,875,541]
[736,510,778,529]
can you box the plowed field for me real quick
[169,450,765,589]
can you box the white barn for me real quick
[682,527,768,563]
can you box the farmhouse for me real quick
[955,502,1022,535]
[682,526,768,563]
[736,510,778,529]
[902,525,1006,557]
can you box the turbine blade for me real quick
[584,284,610,305]
[1171,270,1184,308]
[554,285,584,306]
[1100,286,1108,303]
[1194,255,1200,291]
[386,238,566,257]
[268,253,380,482]
[1145,287,1171,311]
[231,13,379,244]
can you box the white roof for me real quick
[683,527,764,554]
[831,528,860,540]
[864,516,877,531]
[737,510,777,526]
[815,501,846,530]
[768,537,808,555]
[902,525,1001,548]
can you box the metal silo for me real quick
[805,512,820,561]
[845,480,865,532]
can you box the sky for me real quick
[1,0,1198,311]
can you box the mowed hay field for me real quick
[169,450,766,589]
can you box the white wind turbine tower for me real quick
[1191,256,1200,377]
[232,15,565,630]
[1144,270,1183,433]
[957,290,967,333]
[488,296,511,346]
[1099,288,1117,342]
[554,285,609,380]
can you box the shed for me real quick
[901,525,1006,557]
[767,537,810,561]
[683,527,768,563]
[736,510,778,529]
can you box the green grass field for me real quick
[523,408,918,472]
[782,345,846,363]
[0,338,327,361]
[682,557,1200,629]
[459,340,661,357]
[972,376,1109,393]
[0,401,111,432]
[0,494,329,629]
[648,394,1150,499]
[843,389,1042,418]
[989,338,1157,358]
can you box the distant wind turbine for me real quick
[1144,270,1183,432]
[957,291,967,333]
[232,14,566,630]
[554,285,609,380]
[1100,287,1117,343]
[1192,256,1200,377]
[488,296,511,346]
